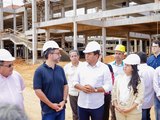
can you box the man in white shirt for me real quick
[74,41,112,120]
[137,52,155,120]
[0,49,25,110]
[64,50,82,120]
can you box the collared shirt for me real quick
[109,61,124,77]
[138,63,155,109]
[73,61,112,109]
[64,61,83,96]
[147,54,160,69]
[153,66,160,97]
[33,63,68,113]
[0,71,25,110]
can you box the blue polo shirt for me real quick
[33,63,68,113]
[147,54,160,69]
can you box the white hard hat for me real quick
[83,41,101,53]
[123,54,140,65]
[42,40,59,52]
[0,49,15,61]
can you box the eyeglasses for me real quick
[0,64,14,68]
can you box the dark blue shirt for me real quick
[147,54,160,69]
[33,63,67,113]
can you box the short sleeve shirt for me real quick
[33,63,68,113]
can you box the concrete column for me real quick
[101,0,106,58]
[73,0,77,50]
[0,0,3,32]
[13,13,16,34]
[149,37,152,55]
[84,34,88,46]
[32,0,37,64]
[61,5,65,18]
[126,32,130,55]
[14,44,17,58]
[102,27,106,58]
[45,0,50,21]
[0,0,3,49]
[118,39,122,44]
[50,3,53,19]
[139,40,143,51]
[61,34,65,49]
[0,40,3,49]
[134,39,137,52]
[45,29,50,41]
[24,8,28,31]
[24,47,28,59]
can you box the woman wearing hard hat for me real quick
[112,54,144,120]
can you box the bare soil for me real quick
[14,59,155,120]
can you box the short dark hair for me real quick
[43,48,56,59]
[137,51,147,63]
[152,40,160,47]
[69,50,79,56]
[93,50,100,55]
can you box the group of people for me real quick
[0,39,160,120]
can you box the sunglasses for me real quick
[0,64,14,68]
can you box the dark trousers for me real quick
[78,105,104,120]
[142,108,151,120]
[69,95,79,120]
[103,94,116,120]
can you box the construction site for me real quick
[0,0,160,64]
[0,0,159,119]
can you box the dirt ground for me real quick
[14,59,155,120]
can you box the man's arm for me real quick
[63,84,68,102]
[34,89,60,111]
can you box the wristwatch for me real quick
[94,88,98,92]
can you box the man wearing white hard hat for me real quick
[112,54,144,120]
[0,49,25,110]
[73,41,112,120]
[33,41,68,120]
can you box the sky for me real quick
[3,0,24,7]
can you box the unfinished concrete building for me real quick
[0,0,160,64]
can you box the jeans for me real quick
[78,105,104,120]
[42,109,65,120]
[142,108,151,120]
[154,94,160,120]
[69,95,79,120]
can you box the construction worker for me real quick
[64,50,83,120]
[33,41,68,120]
[74,41,112,120]
[110,44,125,77]
[0,49,25,110]
[112,54,144,120]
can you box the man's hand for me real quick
[82,85,95,94]
[50,103,61,111]
[56,101,65,112]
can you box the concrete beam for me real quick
[77,20,103,27]
[104,14,160,27]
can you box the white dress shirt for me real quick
[138,63,155,109]
[64,61,83,96]
[73,61,112,109]
[0,71,25,110]
[154,66,160,98]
